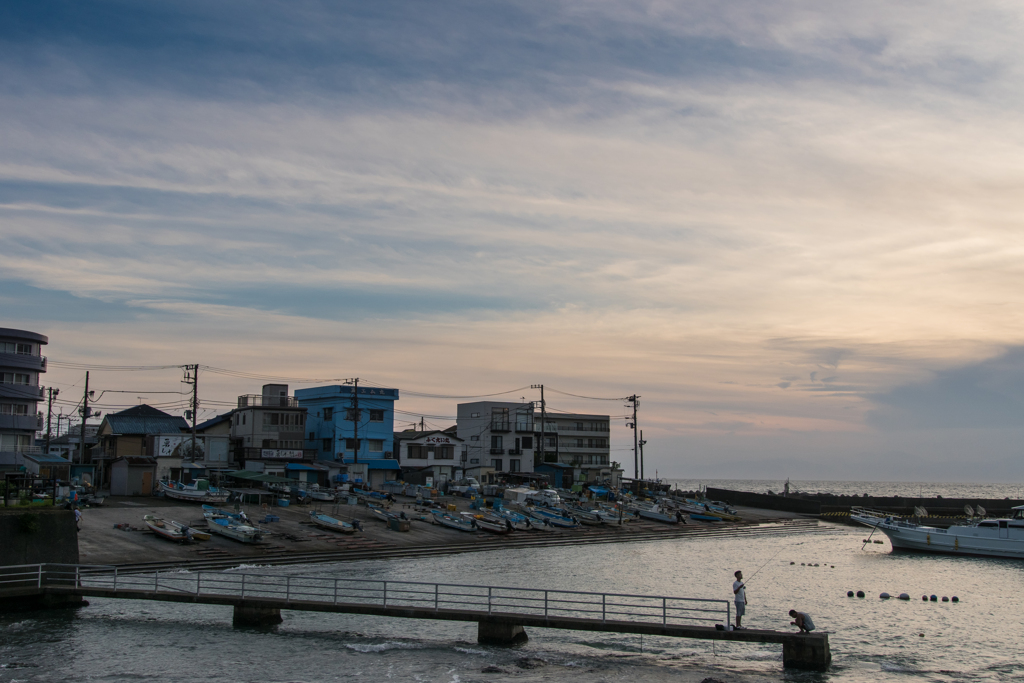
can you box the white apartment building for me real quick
[456,401,536,477]
[536,411,614,482]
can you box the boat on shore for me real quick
[851,506,1024,559]
[203,508,263,543]
[520,505,580,529]
[159,479,230,504]
[143,514,211,542]
[308,510,357,533]
[308,485,336,502]
[431,509,477,532]
[461,512,513,534]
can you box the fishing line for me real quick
[742,540,802,586]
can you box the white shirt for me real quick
[733,580,746,603]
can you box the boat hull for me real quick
[852,514,1024,560]
[309,511,356,534]
[160,481,230,504]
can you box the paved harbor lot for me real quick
[72,494,818,568]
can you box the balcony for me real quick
[0,384,44,401]
[0,414,42,431]
[556,425,610,433]
[238,394,300,408]
[489,448,505,455]
[514,422,534,433]
[507,448,522,455]
[489,421,510,433]
[0,352,46,372]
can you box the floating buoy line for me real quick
[846,591,959,602]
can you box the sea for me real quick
[3,480,1023,683]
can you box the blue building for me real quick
[296,384,399,464]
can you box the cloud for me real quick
[867,347,1024,429]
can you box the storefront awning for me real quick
[224,470,294,484]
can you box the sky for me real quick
[3,1,1024,482]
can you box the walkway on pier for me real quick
[0,563,831,671]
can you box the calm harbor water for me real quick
[3,481,1024,683]
[665,479,1024,500]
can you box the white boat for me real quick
[851,506,1024,559]
[461,512,513,534]
[308,485,336,502]
[203,509,263,543]
[493,508,535,531]
[144,514,188,541]
[159,479,230,503]
[308,510,357,534]
[628,502,682,524]
[520,505,580,529]
[431,509,477,532]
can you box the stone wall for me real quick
[0,508,79,567]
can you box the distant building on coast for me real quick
[393,426,464,486]
[456,401,536,483]
[534,411,618,489]
[0,327,47,459]
[298,384,400,488]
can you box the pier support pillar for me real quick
[782,635,831,671]
[0,593,88,613]
[477,620,528,645]
[232,603,282,627]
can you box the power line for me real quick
[546,387,630,401]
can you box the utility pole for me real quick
[79,372,91,466]
[182,365,199,461]
[626,395,639,480]
[347,378,360,464]
[45,387,59,453]
[531,384,545,465]
[420,416,425,432]
[638,429,647,481]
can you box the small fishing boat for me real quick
[493,508,535,531]
[521,505,580,529]
[431,509,477,532]
[203,510,263,543]
[565,505,605,525]
[308,485,336,502]
[308,509,357,534]
[143,514,187,541]
[159,479,230,503]
[367,503,412,525]
[461,512,513,534]
[688,513,722,522]
[629,502,682,524]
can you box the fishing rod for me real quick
[740,542,795,587]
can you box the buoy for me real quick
[951,596,959,603]
[831,565,835,568]
[898,593,910,600]
[814,563,820,567]
[941,597,949,602]
[801,563,805,566]
[847,590,854,597]
[930,595,938,602]
[919,633,925,638]
[922,595,928,601]
[880,592,890,599]
[856,590,865,598]
[790,561,795,565]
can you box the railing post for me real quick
[602,594,606,623]
[154,569,159,592]
[727,601,731,626]
[286,576,291,602]
[383,581,387,607]
[241,573,246,599]
[545,591,549,618]
[333,579,338,605]
[434,584,439,612]
[37,564,42,589]
[76,565,81,588]
[113,567,118,592]
[196,572,201,595]
[662,597,666,625]
[488,587,492,615]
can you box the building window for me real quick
[471,412,481,418]
[0,373,31,385]
[345,438,359,451]
[346,408,360,421]
[509,459,520,472]
[369,409,384,422]
[490,435,502,449]
[322,438,331,451]
[545,437,556,448]
[576,438,584,447]
[575,422,583,430]
[408,444,426,459]
[521,436,533,449]
[323,407,333,421]
[491,459,502,470]
[369,439,384,453]
[435,445,454,460]
[0,403,28,415]
[470,435,479,441]
[242,413,246,426]
[470,458,479,464]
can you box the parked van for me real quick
[504,487,561,506]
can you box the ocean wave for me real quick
[224,564,272,571]
[453,647,487,655]
[345,641,426,653]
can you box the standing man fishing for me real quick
[732,570,747,629]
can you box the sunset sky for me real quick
[3,1,1024,481]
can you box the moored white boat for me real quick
[143,514,187,541]
[431,509,477,532]
[851,506,1024,559]
[159,479,230,503]
[203,509,263,543]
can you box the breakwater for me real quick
[706,487,1024,518]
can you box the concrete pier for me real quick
[783,634,831,671]
[232,603,283,627]
[477,620,528,645]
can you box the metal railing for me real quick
[2,564,730,627]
